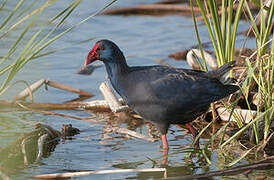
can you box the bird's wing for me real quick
[147,69,224,108]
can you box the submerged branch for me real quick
[0,100,114,111]
[15,101,105,125]
[103,4,201,16]
[13,79,46,102]
[105,126,157,142]
[33,168,167,179]
[12,79,94,102]
[99,82,129,113]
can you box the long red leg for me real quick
[185,123,199,148]
[161,134,168,150]
[161,134,168,165]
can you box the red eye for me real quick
[96,45,104,52]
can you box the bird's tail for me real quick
[209,61,239,95]
[209,61,237,85]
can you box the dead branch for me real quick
[164,156,274,179]
[13,79,46,102]
[14,102,155,142]
[156,0,185,5]
[99,82,129,113]
[216,107,261,124]
[33,168,167,179]
[103,4,201,16]
[45,80,94,97]
[12,79,94,103]
[0,98,126,111]
[195,2,259,21]
[16,102,105,125]
[105,126,157,142]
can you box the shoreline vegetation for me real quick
[0,0,273,179]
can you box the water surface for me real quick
[0,0,260,179]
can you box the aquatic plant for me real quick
[0,0,117,96]
[191,0,273,164]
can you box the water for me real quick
[0,0,264,179]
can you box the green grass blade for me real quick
[202,148,211,164]
[194,120,213,147]
[2,0,82,77]
[225,0,233,61]
[221,0,227,44]
[190,0,208,71]
[0,64,14,76]
[49,1,76,23]
[0,11,41,65]
[230,0,245,63]
[0,0,9,11]
[0,0,57,39]
[261,0,274,49]
[29,0,118,62]
[78,37,96,44]
[226,147,255,167]
[195,0,222,66]
[220,106,274,148]
[270,31,274,61]
[0,0,118,95]
[0,13,42,94]
[15,0,37,20]
[0,0,25,31]
[244,1,260,38]
[32,37,96,59]
[23,0,81,62]
[208,0,225,64]
[31,0,82,52]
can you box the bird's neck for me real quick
[103,57,130,100]
[104,57,130,78]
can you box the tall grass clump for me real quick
[0,0,117,96]
[191,0,245,67]
[191,0,273,163]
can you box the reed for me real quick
[0,0,117,96]
[191,0,273,164]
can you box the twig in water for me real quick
[15,102,154,142]
[33,168,167,179]
[21,139,28,165]
[99,82,129,113]
[0,99,124,111]
[15,102,105,125]
[105,126,157,142]
[13,79,46,102]
[45,80,94,97]
[12,79,94,102]
[35,134,48,163]
[164,156,274,179]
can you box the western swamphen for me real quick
[85,39,239,149]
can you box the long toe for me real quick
[186,123,200,148]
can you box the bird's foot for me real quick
[185,123,200,149]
